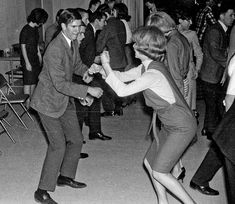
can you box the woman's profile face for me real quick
[133,43,144,61]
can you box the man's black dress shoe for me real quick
[57,175,87,188]
[101,111,115,117]
[34,189,58,204]
[80,153,89,159]
[89,132,112,140]
[190,181,219,195]
[114,108,123,116]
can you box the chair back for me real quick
[0,74,16,104]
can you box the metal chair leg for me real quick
[7,103,28,129]
[2,118,11,126]
[0,120,16,143]
[20,103,34,121]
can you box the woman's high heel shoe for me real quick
[177,167,186,183]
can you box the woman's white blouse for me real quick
[121,19,132,44]
[105,61,176,104]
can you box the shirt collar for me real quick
[142,59,153,71]
[62,32,72,47]
[90,23,96,35]
[218,20,228,32]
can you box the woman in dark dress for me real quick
[146,11,192,181]
[20,8,48,108]
[94,26,196,204]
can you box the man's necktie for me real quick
[71,40,74,55]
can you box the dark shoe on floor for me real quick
[57,175,87,188]
[101,111,115,117]
[89,132,112,140]
[34,189,58,204]
[114,108,123,116]
[190,181,219,195]
[80,153,89,159]
[28,108,38,115]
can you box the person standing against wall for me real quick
[20,8,48,108]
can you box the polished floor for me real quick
[0,94,228,204]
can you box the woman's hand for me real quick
[88,63,102,74]
[101,51,110,65]
[94,56,101,64]
[101,51,112,76]
[26,62,32,71]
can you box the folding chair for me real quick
[0,74,33,129]
[0,109,15,143]
[5,65,23,85]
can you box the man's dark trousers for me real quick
[191,143,223,186]
[73,74,101,133]
[38,101,83,191]
[202,80,225,133]
[224,157,235,203]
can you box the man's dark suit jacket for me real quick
[96,17,127,70]
[200,22,228,84]
[79,23,96,67]
[31,32,88,118]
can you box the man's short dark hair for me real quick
[58,8,81,27]
[55,9,64,21]
[215,1,235,20]
[89,0,101,9]
[89,11,106,23]
[97,4,112,15]
[114,3,131,21]
[76,8,88,16]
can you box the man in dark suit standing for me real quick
[73,11,112,141]
[190,3,235,196]
[96,4,127,116]
[31,9,103,204]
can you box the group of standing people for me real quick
[18,0,235,203]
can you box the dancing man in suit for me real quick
[96,4,127,116]
[31,9,103,204]
[73,11,112,140]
